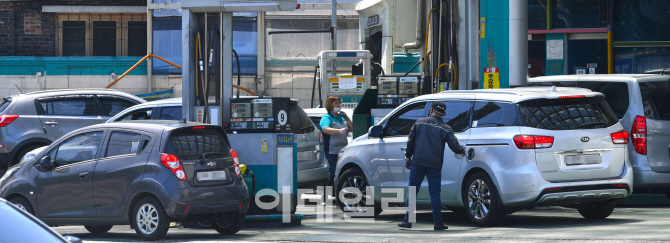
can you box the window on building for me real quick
[62,21,86,56]
[265,18,360,60]
[56,14,147,57]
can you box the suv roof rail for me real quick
[22,88,123,96]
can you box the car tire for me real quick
[212,212,246,235]
[578,201,616,219]
[462,172,504,226]
[12,144,43,166]
[133,197,170,241]
[84,225,113,234]
[9,197,34,215]
[336,167,382,218]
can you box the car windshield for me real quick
[0,202,66,243]
[518,97,618,130]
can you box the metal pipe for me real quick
[401,0,425,53]
[423,8,437,73]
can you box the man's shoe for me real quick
[398,221,412,228]
[434,222,448,230]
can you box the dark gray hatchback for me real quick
[0,120,250,241]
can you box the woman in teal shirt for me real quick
[320,96,353,186]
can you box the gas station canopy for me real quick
[181,0,298,12]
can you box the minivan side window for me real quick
[105,132,146,157]
[639,81,670,120]
[472,102,518,127]
[100,98,136,117]
[160,107,182,120]
[39,98,96,116]
[384,102,428,136]
[52,131,103,167]
[117,108,153,121]
[440,101,473,133]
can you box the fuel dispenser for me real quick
[316,50,373,109]
[180,0,299,219]
[227,97,296,215]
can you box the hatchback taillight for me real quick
[230,149,241,177]
[611,130,629,144]
[317,130,324,145]
[161,153,187,180]
[0,115,18,127]
[513,135,554,149]
[631,116,646,155]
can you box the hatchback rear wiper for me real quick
[577,122,607,128]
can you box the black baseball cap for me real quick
[431,101,446,115]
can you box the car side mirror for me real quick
[40,156,52,169]
[368,125,382,138]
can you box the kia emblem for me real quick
[581,137,590,142]
[207,162,216,166]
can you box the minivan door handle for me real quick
[313,149,321,154]
[400,147,407,151]
[44,121,59,125]
[79,172,88,179]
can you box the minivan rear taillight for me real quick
[513,135,554,149]
[631,116,647,155]
[230,149,241,177]
[0,115,18,127]
[611,130,629,144]
[161,153,187,180]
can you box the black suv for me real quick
[0,120,250,241]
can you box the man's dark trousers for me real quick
[404,164,443,223]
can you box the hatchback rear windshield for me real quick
[164,128,231,160]
[0,97,11,113]
[289,104,316,134]
[639,81,670,120]
[518,97,619,130]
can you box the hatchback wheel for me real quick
[212,212,245,235]
[10,197,34,215]
[336,167,381,218]
[84,225,113,234]
[462,172,503,226]
[578,201,616,219]
[133,197,169,241]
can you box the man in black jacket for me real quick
[398,101,465,230]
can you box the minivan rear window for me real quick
[639,81,670,120]
[518,97,618,130]
[164,128,231,160]
[529,81,630,119]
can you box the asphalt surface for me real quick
[51,204,670,243]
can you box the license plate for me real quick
[565,154,602,165]
[197,171,227,181]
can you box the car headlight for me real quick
[0,166,18,186]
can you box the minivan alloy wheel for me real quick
[136,203,159,235]
[336,167,381,217]
[467,178,491,220]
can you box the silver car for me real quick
[0,89,145,168]
[529,74,670,199]
[335,87,633,226]
[107,97,330,190]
